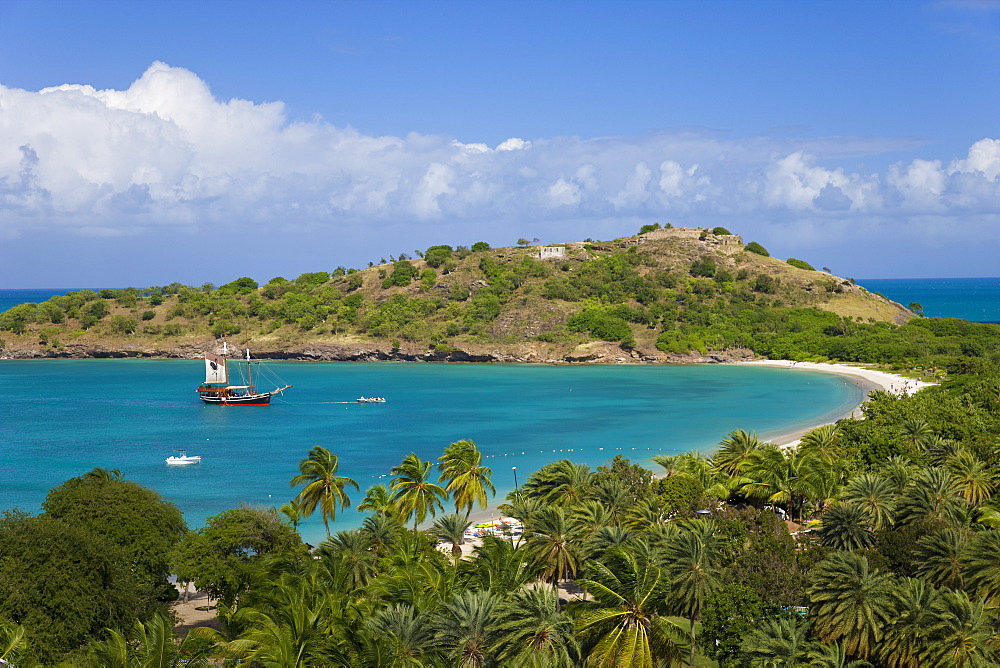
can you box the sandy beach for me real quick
[739,360,935,448]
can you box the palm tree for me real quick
[569,499,613,537]
[713,429,766,475]
[574,546,687,668]
[289,446,359,538]
[882,456,917,494]
[807,640,875,668]
[662,520,722,666]
[390,453,448,530]
[808,551,897,660]
[585,525,634,561]
[431,513,471,564]
[818,504,875,551]
[945,450,995,505]
[357,483,399,518]
[466,535,541,595]
[739,616,810,667]
[437,439,496,519]
[738,445,828,521]
[876,576,939,668]
[799,424,842,462]
[961,529,1000,606]
[279,498,304,528]
[894,467,967,529]
[914,527,971,590]
[319,529,377,591]
[360,513,403,560]
[88,613,206,667]
[83,466,124,482]
[494,586,579,667]
[523,506,583,587]
[433,590,505,667]
[522,459,593,507]
[362,604,438,667]
[900,418,934,454]
[0,619,27,667]
[921,588,1000,667]
[842,473,896,531]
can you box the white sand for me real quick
[738,360,935,448]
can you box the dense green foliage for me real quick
[786,257,816,271]
[745,241,770,256]
[0,470,188,665]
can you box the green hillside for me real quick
[0,226,952,366]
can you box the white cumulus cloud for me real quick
[2,60,1000,258]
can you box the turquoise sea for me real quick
[858,277,1000,323]
[0,360,864,544]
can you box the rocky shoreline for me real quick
[0,340,759,365]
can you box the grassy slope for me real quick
[0,231,912,360]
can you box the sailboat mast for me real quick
[246,348,254,392]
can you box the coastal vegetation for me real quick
[4,226,1000,664]
[3,354,1000,664]
[1,227,935,367]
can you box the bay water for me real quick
[0,360,863,544]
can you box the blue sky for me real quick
[1,0,999,287]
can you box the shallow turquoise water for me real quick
[0,360,863,544]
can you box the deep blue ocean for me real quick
[0,360,863,544]
[858,277,1000,323]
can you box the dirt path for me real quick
[170,587,223,636]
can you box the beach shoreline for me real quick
[455,359,936,534]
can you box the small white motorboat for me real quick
[166,450,202,466]
[357,396,387,403]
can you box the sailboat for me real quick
[195,342,291,405]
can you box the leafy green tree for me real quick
[0,512,146,664]
[172,506,303,608]
[638,223,662,235]
[290,446,359,537]
[424,244,453,268]
[471,241,491,252]
[575,546,687,667]
[913,527,971,590]
[390,453,448,530]
[522,459,593,507]
[437,439,495,519]
[43,471,186,602]
[786,258,816,271]
[697,582,777,667]
[745,241,770,256]
[712,226,732,235]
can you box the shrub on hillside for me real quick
[745,241,770,256]
[638,223,661,235]
[711,226,732,235]
[786,258,815,271]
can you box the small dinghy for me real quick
[166,450,202,466]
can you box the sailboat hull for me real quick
[199,391,274,405]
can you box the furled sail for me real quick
[204,353,228,384]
